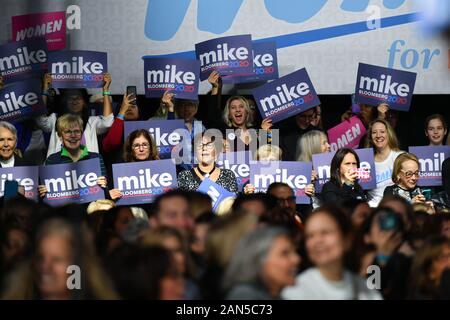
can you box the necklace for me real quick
[197,165,216,178]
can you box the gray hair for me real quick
[0,121,17,140]
[223,226,290,293]
[297,130,327,162]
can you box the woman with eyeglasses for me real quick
[108,129,159,200]
[383,153,434,210]
[177,132,238,193]
[36,73,114,158]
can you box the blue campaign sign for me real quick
[47,50,107,88]
[312,148,377,193]
[216,151,252,192]
[195,34,253,81]
[0,79,47,123]
[409,146,450,187]
[0,37,48,84]
[39,158,104,206]
[252,68,320,124]
[143,57,200,100]
[221,41,279,84]
[250,161,312,204]
[197,177,236,212]
[113,159,177,206]
[124,120,186,159]
[354,63,417,112]
[0,166,39,200]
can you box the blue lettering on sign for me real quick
[144,0,407,41]
[387,39,440,70]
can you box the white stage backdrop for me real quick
[1,0,449,94]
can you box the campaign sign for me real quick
[328,116,367,151]
[354,63,417,111]
[252,68,320,124]
[47,50,107,88]
[0,38,48,84]
[0,166,39,200]
[0,80,47,123]
[197,178,236,212]
[195,34,253,81]
[144,57,200,100]
[312,148,376,193]
[113,159,177,206]
[217,151,252,192]
[40,158,104,206]
[124,120,186,159]
[12,11,66,51]
[221,41,279,84]
[250,161,312,204]
[409,146,450,186]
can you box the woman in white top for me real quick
[282,206,382,300]
[36,73,114,157]
[364,118,404,207]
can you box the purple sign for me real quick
[409,146,450,186]
[312,148,377,193]
[222,41,279,84]
[124,120,186,159]
[47,50,107,88]
[197,178,236,212]
[249,161,312,204]
[0,166,38,200]
[252,68,321,124]
[354,63,417,112]
[144,57,200,100]
[40,158,104,206]
[217,151,252,192]
[195,34,253,81]
[113,159,177,206]
[0,80,47,123]
[0,38,48,84]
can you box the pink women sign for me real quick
[327,116,367,151]
[12,12,66,51]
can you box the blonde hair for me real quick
[392,152,418,184]
[223,96,254,128]
[216,197,236,216]
[256,144,282,161]
[364,118,400,152]
[87,199,116,214]
[297,130,328,162]
[56,114,83,137]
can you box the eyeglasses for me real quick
[62,129,82,136]
[67,96,83,102]
[132,143,150,150]
[276,196,296,204]
[299,113,316,121]
[196,142,215,150]
[400,170,420,179]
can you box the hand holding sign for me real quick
[161,90,175,112]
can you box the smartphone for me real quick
[351,168,370,180]
[126,86,137,105]
[421,189,432,201]
[378,209,403,232]
[4,180,19,200]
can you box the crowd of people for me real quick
[0,71,449,300]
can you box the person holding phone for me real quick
[321,148,367,205]
[102,87,141,157]
[383,152,435,212]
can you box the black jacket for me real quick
[321,180,367,205]
[0,155,30,167]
